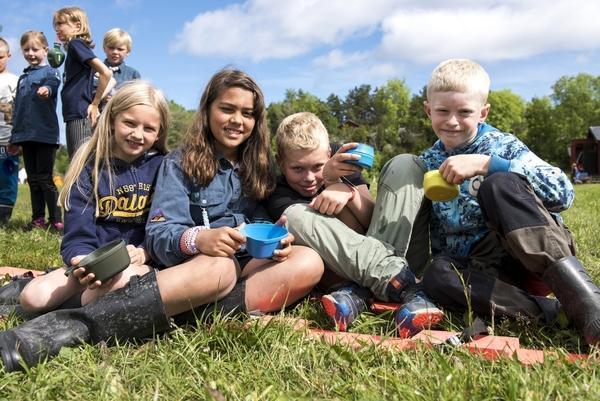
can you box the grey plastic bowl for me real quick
[77,239,130,282]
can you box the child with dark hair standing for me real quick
[53,6,115,159]
[10,31,62,230]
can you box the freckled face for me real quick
[279,145,330,197]
[208,87,255,160]
[424,91,489,150]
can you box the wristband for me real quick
[180,226,208,255]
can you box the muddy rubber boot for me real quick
[0,270,171,372]
[543,256,600,345]
[0,275,35,305]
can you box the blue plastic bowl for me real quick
[243,223,288,259]
[344,143,375,169]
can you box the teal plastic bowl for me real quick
[77,239,130,282]
[243,223,288,259]
[344,143,375,169]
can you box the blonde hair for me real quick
[275,112,329,163]
[103,28,133,52]
[0,37,10,54]
[180,69,275,200]
[59,80,170,214]
[20,31,49,50]
[53,6,93,46]
[427,59,490,104]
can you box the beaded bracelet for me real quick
[180,225,208,255]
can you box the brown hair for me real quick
[20,31,49,49]
[181,69,275,200]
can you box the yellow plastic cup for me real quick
[423,170,459,201]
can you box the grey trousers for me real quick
[66,118,92,160]
[285,154,430,300]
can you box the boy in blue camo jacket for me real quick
[420,58,600,345]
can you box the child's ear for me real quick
[423,101,431,117]
[479,103,491,122]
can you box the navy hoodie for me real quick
[60,151,163,265]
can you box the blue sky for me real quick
[2,0,600,142]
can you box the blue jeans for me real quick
[0,144,19,207]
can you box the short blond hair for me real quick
[0,37,10,54]
[427,59,490,104]
[103,28,133,52]
[276,112,329,161]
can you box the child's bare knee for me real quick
[19,280,52,312]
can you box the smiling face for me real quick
[208,86,255,161]
[21,38,48,67]
[279,145,330,197]
[424,91,490,151]
[103,43,129,66]
[112,104,161,163]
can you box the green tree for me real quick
[405,86,436,154]
[524,96,561,165]
[266,89,338,144]
[167,100,195,150]
[371,79,411,165]
[487,90,526,139]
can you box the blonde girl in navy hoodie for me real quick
[18,80,169,313]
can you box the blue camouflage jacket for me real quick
[419,123,574,258]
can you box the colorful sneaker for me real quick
[395,287,444,338]
[49,221,64,232]
[385,266,417,303]
[30,217,48,230]
[321,284,371,331]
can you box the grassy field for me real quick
[0,184,599,400]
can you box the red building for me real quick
[570,126,600,180]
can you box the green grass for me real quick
[1,184,600,400]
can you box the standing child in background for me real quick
[96,28,141,105]
[417,59,600,346]
[10,31,62,231]
[0,70,323,373]
[102,28,141,87]
[18,80,169,314]
[0,37,19,224]
[278,113,444,336]
[53,6,115,159]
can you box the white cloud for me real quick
[171,0,397,61]
[380,1,600,63]
[312,49,367,69]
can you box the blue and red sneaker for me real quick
[321,284,371,331]
[395,287,444,338]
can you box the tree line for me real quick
[56,73,600,176]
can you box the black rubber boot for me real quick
[0,274,35,305]
[173,279,247,326]
[0,270,171,372]
[543,256,600,345]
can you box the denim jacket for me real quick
[145,150,271,267]
[10,65,60,145]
